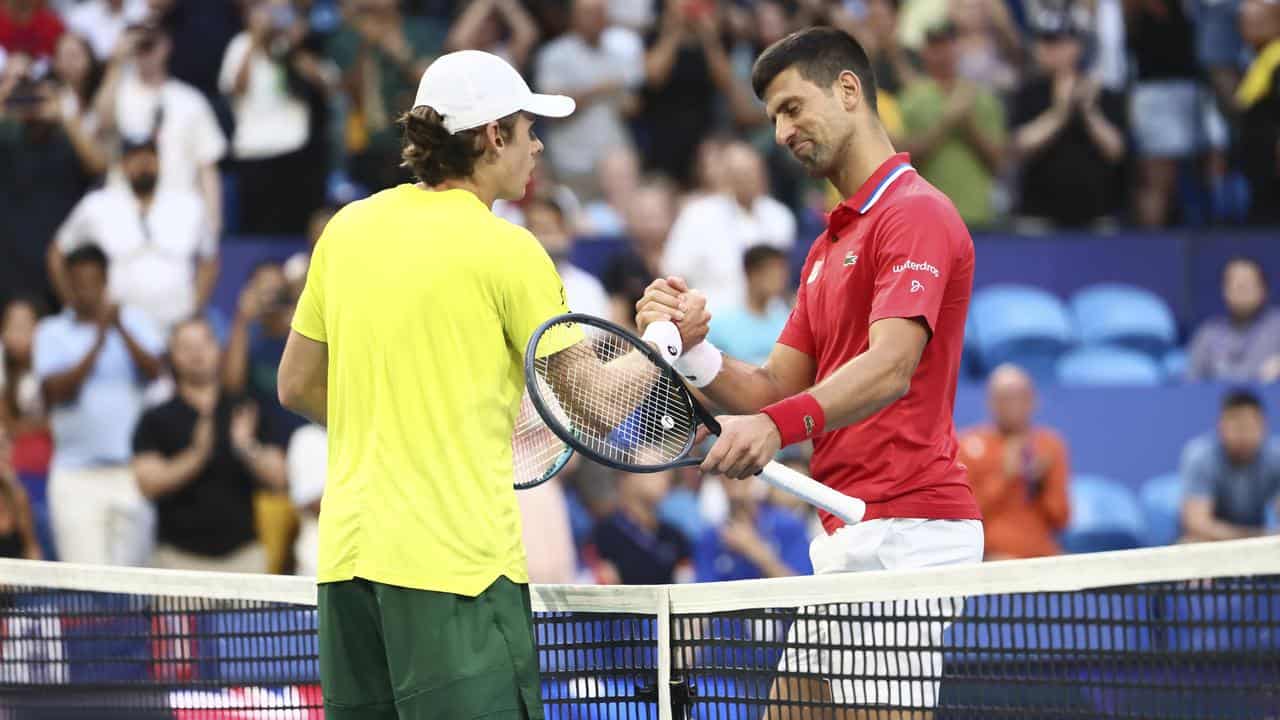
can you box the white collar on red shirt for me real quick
[826,152,917,236]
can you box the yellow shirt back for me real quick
[291,185,572,595]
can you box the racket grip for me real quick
[758,461,866,525]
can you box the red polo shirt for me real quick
[779,152,980,533]
[0,7,64,60]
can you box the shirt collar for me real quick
[825,152,915,237]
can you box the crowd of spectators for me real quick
[0,0,1278,579]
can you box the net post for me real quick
[657,585,672,720]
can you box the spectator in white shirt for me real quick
[535,0,644,201]
[287,422,325,577]
[219,0,332,235]
[662,141,795,310]
[48,138,218,335]
[94,23,227,236]
[526,197,610,319]
[63,0,148,60]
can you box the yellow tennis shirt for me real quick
[291,185,574,595]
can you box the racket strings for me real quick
[532,322,697,466]
[512,389,570,489]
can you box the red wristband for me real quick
[760,393,825,447]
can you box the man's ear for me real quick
[486,121,505,150]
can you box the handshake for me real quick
[635,276,722,388]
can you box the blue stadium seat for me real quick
[1162,348,1189,382]
[205,608,319,683]
[944,590,1153,661]
[970,285,1075,379]
[542,676,658,720]
[1059,475,1146,553]
[1069,284,1178,357]
[1139,473,1183,547]
[1055,346,1164,386]
[1162,582,1280,651]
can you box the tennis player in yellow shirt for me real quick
[277,50,577,720]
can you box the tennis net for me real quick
[0,537,1276,719]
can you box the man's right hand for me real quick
[636,277,711,349]
[236,284,264,323]
[190,413,216,459]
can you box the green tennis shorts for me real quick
[318,575,544,720]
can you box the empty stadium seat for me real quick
[970,285,1075,379]
[1056,346,1164,386]
[1060,476,1146,553]
[1140,473,1183,547]
[1162,348,1189,381]
[1069,284,1178,356]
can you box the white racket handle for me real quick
[758,461,866,525]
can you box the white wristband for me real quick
[640,320,682,367]
[674,340,723,388]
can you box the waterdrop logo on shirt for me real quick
[892,259,940,277]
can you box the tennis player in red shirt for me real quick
[638,27,983,718]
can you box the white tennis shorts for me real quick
[778,518,984,709]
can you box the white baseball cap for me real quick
[413,50,575,135]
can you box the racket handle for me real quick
[758,461,866,525]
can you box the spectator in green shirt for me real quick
[327,0,447,192]
[899,21,1007,228]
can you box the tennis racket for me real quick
[523,313,866,525]
[512,388,573,490]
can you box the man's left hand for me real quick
[700,414,781,479]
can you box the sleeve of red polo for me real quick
[777,261,816,355]
[868,201,954,335]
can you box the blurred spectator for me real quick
[602,179,677,329]
[640,0,761,187]
[48,35,106,174]
[694,474,811,581]
[949,0,1023,93]
[284,204,336,299]
[589,469,691,584]
[0,425,41,558]
[526,196,610,318]
[146,0,242,112]
[1187,257,1280,383]
[287,421,325,576]
[445,0,540,72]
[63,0,148,60]
[1010,21,1127,229]
[957,364,1070,560]
[900,21,1007,228]
[1089,0,1129,90]
[1199,0,1247,117]
[34,244,163,565]
[132,317,285,572]
[328,0,446,191]
[48,138,217,335]
[94,23,228,234]
[1235,0,1280,223]
[0,0,64,61]
[580,145,640,235]
[832,0,917,95]
[609,0,656,31]
[706,244,790,367]
[1179,389,1280,542]
[0,50,104,309]
[534,0,642,201]
[223,261,305,447]
[219,0,333,235]
[1,298,50,475]
[516,474,578,584]
[662,141,795,310]
[1125,0,1228,227]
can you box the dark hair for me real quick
[1222,389,1264,415]
[743,244,787,274]
[1224,256,1269,291]
[64,244,109,272]
[750,26,878,113]
[400,107,521,186]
